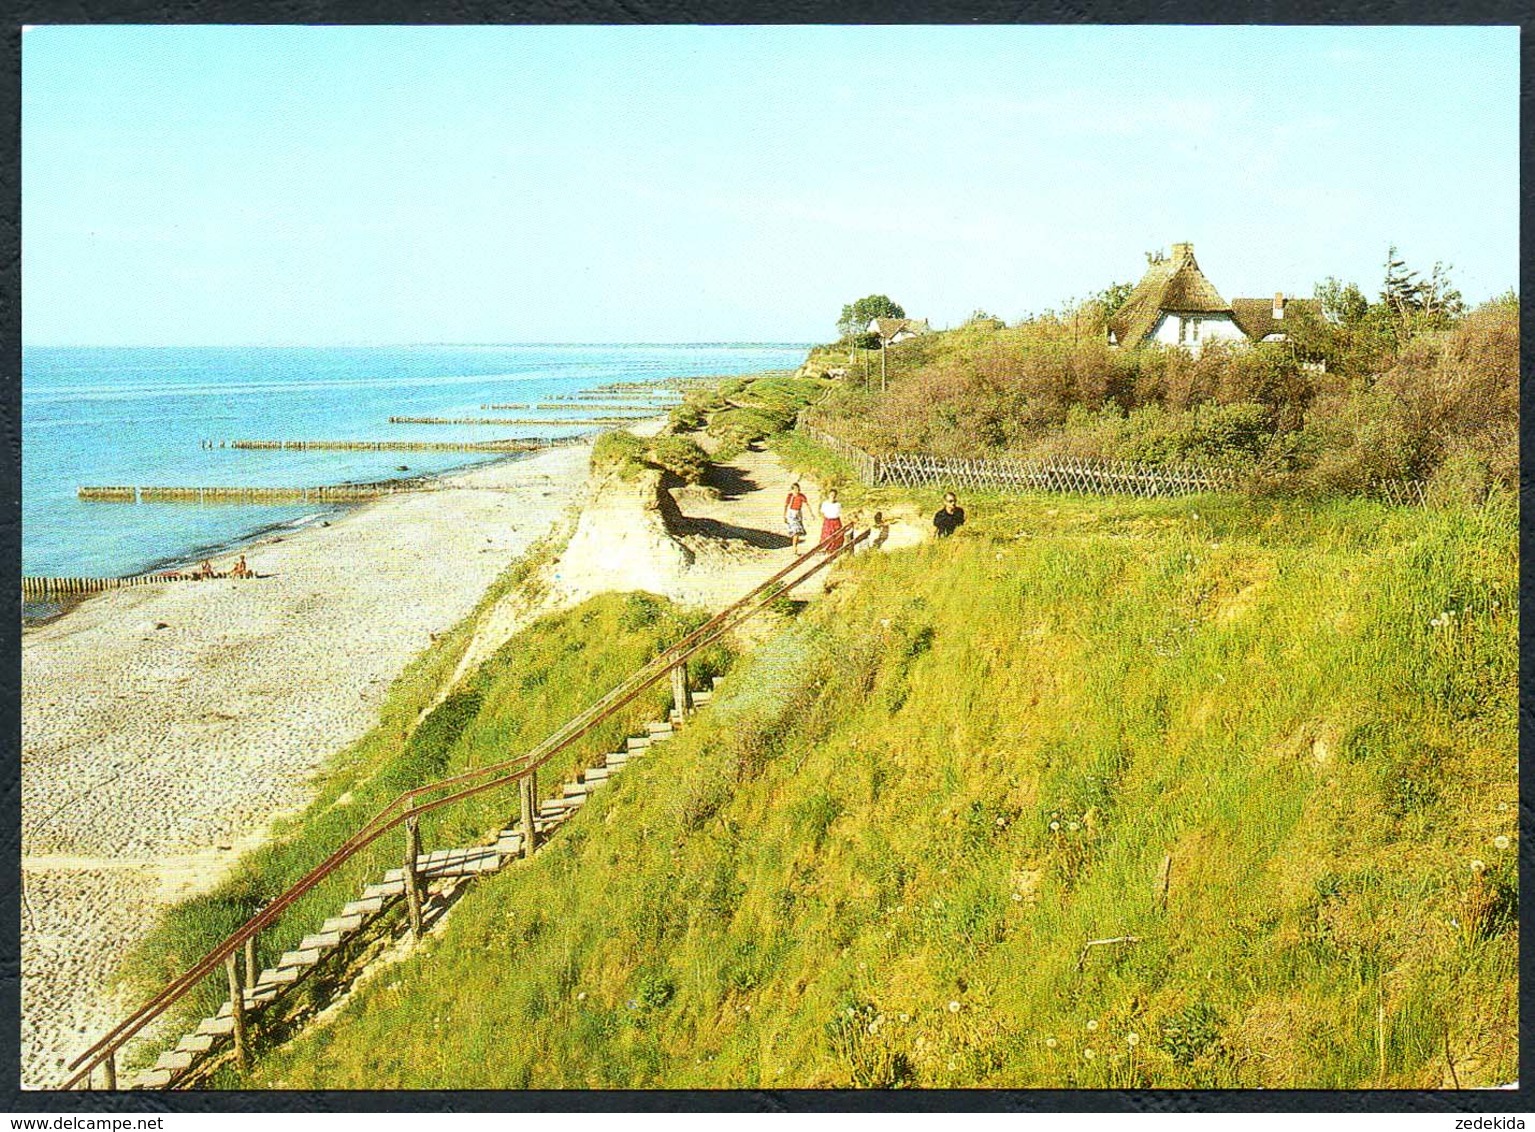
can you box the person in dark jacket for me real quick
[933,492,966,537]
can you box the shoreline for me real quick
[19,432,609,1089]
[21,447,567,629]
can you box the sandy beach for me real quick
[20,440,594,1089]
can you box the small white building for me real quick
[1107,243,1319,354]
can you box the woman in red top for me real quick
[784,482,808,552]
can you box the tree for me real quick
[965,309,1006,330]
[1095,281,1135,316]
[837,295,905,339]
[1316,277,1370,326]
[1380,245,1465,334]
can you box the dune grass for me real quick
[246,483,1515,1089]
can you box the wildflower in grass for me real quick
[899,1013,910,1023]
[1050,821,1061,832]
[576,992,587,1002]
[1086,1018,1099,1031]
[1068,821,1080,832]
[1497,802,1509,812]
[1011,893,1023,903]
[1126,1033,1139,1047]
[1083,1048,1096,1061]
[995,816,1006,827]
[948,1001,962,1014]
[1045,1036,1057,1049]
[1494,835,1511,850]
[1470,859,1487,874]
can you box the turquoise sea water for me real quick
[22,344,807,581]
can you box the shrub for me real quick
[645,436,711,485]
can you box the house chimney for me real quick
[1171,242,1193,262]
[1273,292,1285,320]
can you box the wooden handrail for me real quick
[63,525,865,1088]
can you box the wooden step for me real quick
[176,1033,217,1055]
[626,736,652,751]
[132,1069,174,1089]
[154,1050,194,1073]
[342,896,386,917]
[300,931,342,951]
[277,948,322,969]
[693,689,714,705]
[321,914,365,935]
[247,985,280,1006]
[605,751,630,766]
[712,676,724,691]
[362,879,406,900]
[650,730,674,742]
[196,1016,234,1037]
[562,782,588,798]
[582,766,611,782]
[646,721,673,735]
[256,966,301,987]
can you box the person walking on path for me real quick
[933,492,966,538]
[784,481,809,553]
[820,488,846,553]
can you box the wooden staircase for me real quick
[125,679,719,1089]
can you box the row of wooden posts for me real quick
[387,415,648,426]
[78,480,438,504]
[83,659,697,1089]
[223,438,559,453]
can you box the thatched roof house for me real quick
[1107,243,1320,353]
[868,317,930,345]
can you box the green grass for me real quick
[116,570,730,1065]
[592,430,712,485]
[246,479,1515,1089]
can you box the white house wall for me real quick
[1146,312,1247,354]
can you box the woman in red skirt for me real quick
[819,488,845,552]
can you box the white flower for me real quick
[1011,893,1023,902]
[1497,802,1510,812]
[1044,1036,1058,1048]
[948,1000,962,1014]
[1086,1018,1099,1032]
[1126,1033,1139,1047]
[899,1013,910,1023]
[1083,1048,1096,1061]
[1470,859,1487,873]
[1050,821,1061,832]
[1494,835,1511,850]
[576,991,587,1002]
[1068,821,1080,832]
[995,817,1007,827]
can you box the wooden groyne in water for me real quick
[223,438,565,453]
[388,416,643,427]
[481,403,665,413]
[22,573,252,599]
[78,477,440,504]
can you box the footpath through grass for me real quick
[248,481,1516,1088]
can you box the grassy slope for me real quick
[250,482,1516,1089]
[119,554,724,1054]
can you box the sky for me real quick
[21,25,1520,347]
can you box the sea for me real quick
[22,344,808,605]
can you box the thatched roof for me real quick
[1108,245,1231,346]
[869,317,929,341]
[1230,297,1322,341]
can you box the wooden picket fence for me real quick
[796,415,1428,506]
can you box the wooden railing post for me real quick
[670,661,692,721]
[403,809,424,940]
[101,1051,116,1090]
[244,931,257,991]
[520,770,538,858]
[225,951,249,1072]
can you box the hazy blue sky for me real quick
[22,25,1519,346]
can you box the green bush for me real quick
[646,436,711,485]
